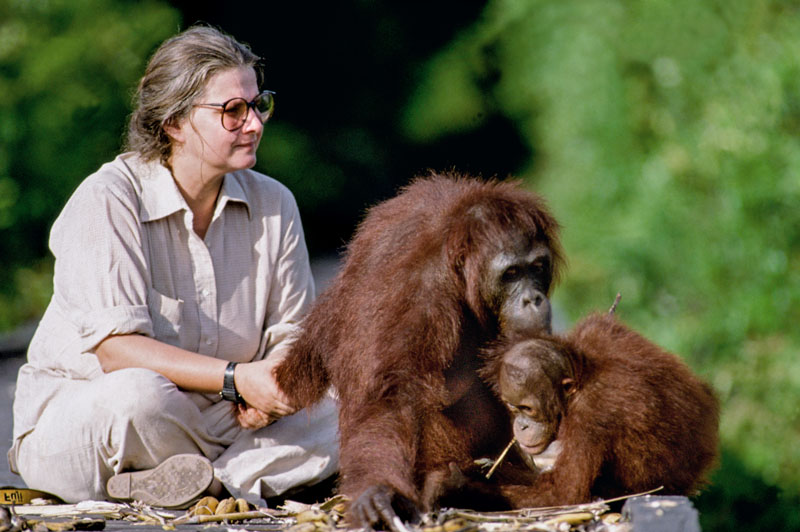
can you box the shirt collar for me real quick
[215,171,252,220]
[136,158,251,222]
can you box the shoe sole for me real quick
[106,454,214,509]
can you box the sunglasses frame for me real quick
[193,90,275,131]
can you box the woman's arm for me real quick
[95,334,295,419]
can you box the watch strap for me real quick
[220,361,243,403]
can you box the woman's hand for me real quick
[234,354,297,429]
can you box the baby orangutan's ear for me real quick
[562,377,576,396]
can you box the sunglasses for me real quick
[193,90,275,131]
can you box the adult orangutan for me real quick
[273,172,564,529]
[483,312,720,507]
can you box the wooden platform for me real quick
[2,494,703,532]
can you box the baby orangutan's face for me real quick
[499,340,573,456]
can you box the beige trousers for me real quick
[12,368,339,506]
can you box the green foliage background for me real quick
[1,0,798,529]
[0,0,180,327]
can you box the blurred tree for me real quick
[402,0,800,528]
[0,0,180,328]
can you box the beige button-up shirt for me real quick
[11,152,315,456]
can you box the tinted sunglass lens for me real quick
[255,92,274,121]
[222,99,248,130]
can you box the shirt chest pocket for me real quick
[148,288,184,347]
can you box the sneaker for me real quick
[106,454,214,509]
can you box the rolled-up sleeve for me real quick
[50,173,154,354]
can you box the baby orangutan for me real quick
[482,312,720,507]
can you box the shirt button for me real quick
[205,339,213,346]
[201,288,210,297]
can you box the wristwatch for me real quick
[220,361,243,403]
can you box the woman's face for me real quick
[169,66,264,180]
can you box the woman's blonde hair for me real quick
[125,25,262,164]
